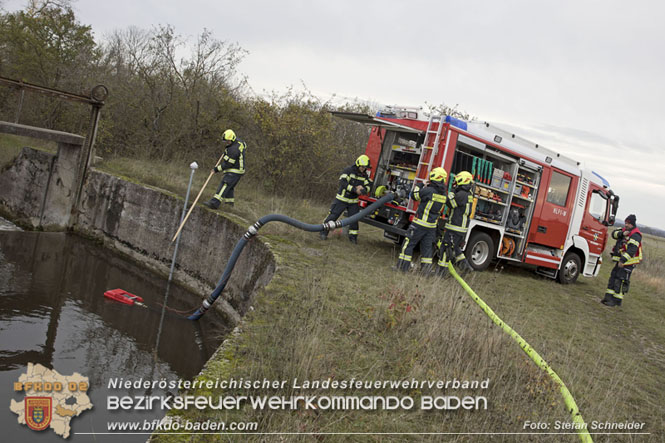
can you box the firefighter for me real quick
[436,171,475,277]
[602,214,642,307]
[203,129,246,209]
[320,154,372,244]
[395,167,448,273]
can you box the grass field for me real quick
[63,156,665,441]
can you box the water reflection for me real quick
[0,230,229,441]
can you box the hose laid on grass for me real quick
[188,192,396,321]
[447,263,592,443]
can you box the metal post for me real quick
[154,161,198,354]
[168,161,198,282]
[72,104,102,218]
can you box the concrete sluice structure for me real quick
[0,120,275,333]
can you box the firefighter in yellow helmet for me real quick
[396,167,448,273]
[436,171,474,277]
[204,129,247,209]
[320,155,372,244]
[602,214,642,306]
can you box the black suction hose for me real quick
[188,192,396,320]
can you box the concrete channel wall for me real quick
[0,121,275,325]
[76,170,276,323]
[0,122,86,228]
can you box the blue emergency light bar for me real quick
[445,115,468,131]
[592,171,611,188]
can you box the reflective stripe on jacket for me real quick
[335,164,371,203]
[620,227,643,265]
[445,184,473,233]
[412,183,447,228]
[219,139,247,174]
[610,228,626,262]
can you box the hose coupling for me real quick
[188,299,211,320]
[244,222,262,239]
[323,221,337,231]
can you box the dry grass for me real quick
[633,234,665,292]
[93,156,665,442]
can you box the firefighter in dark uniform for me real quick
[204,129,246,209]
[396,167,448,273]
[602,214,642,306]
[436,171,475,277]
[320,155,372,244]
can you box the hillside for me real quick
[88,157,665,442]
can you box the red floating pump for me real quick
[104,289,146,307]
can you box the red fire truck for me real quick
[333,109,619,284]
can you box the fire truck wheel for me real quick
[557,252,581,284]
[466,232,495,271]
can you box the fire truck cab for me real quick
[333,109,619,284]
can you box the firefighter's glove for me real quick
[212,165,222,174]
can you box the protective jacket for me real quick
[445,183,474,233]
[335,165,371,203]
[603,226,642,305]
[215,139,247,175]
[619,227,643,266]
[610,228,627,262]
[412,182,447,228]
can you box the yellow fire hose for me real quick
[447,263,593,443]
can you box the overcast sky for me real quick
[4,0,665,228]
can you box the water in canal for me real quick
[0,221,229,441]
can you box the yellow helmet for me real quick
[355,154,370,168]
[454,171,474,186]
[429,167,447,183]
[222,129,236,142]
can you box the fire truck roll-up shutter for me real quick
[330,112,423,134]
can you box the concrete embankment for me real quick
[76,169,276,324]
[0,136,275,326]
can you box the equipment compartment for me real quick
[372,131,423,207]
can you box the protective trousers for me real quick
[437,230,470,270]
[603,264,633,305]
[213,172,242,205]
[322,199,360,241]
[396,224,436,272]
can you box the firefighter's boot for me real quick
[395,259,410,272]
[349,235,358,244]
[319,231,328,241]
[203,197,221,210]
[603,295,622,307]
